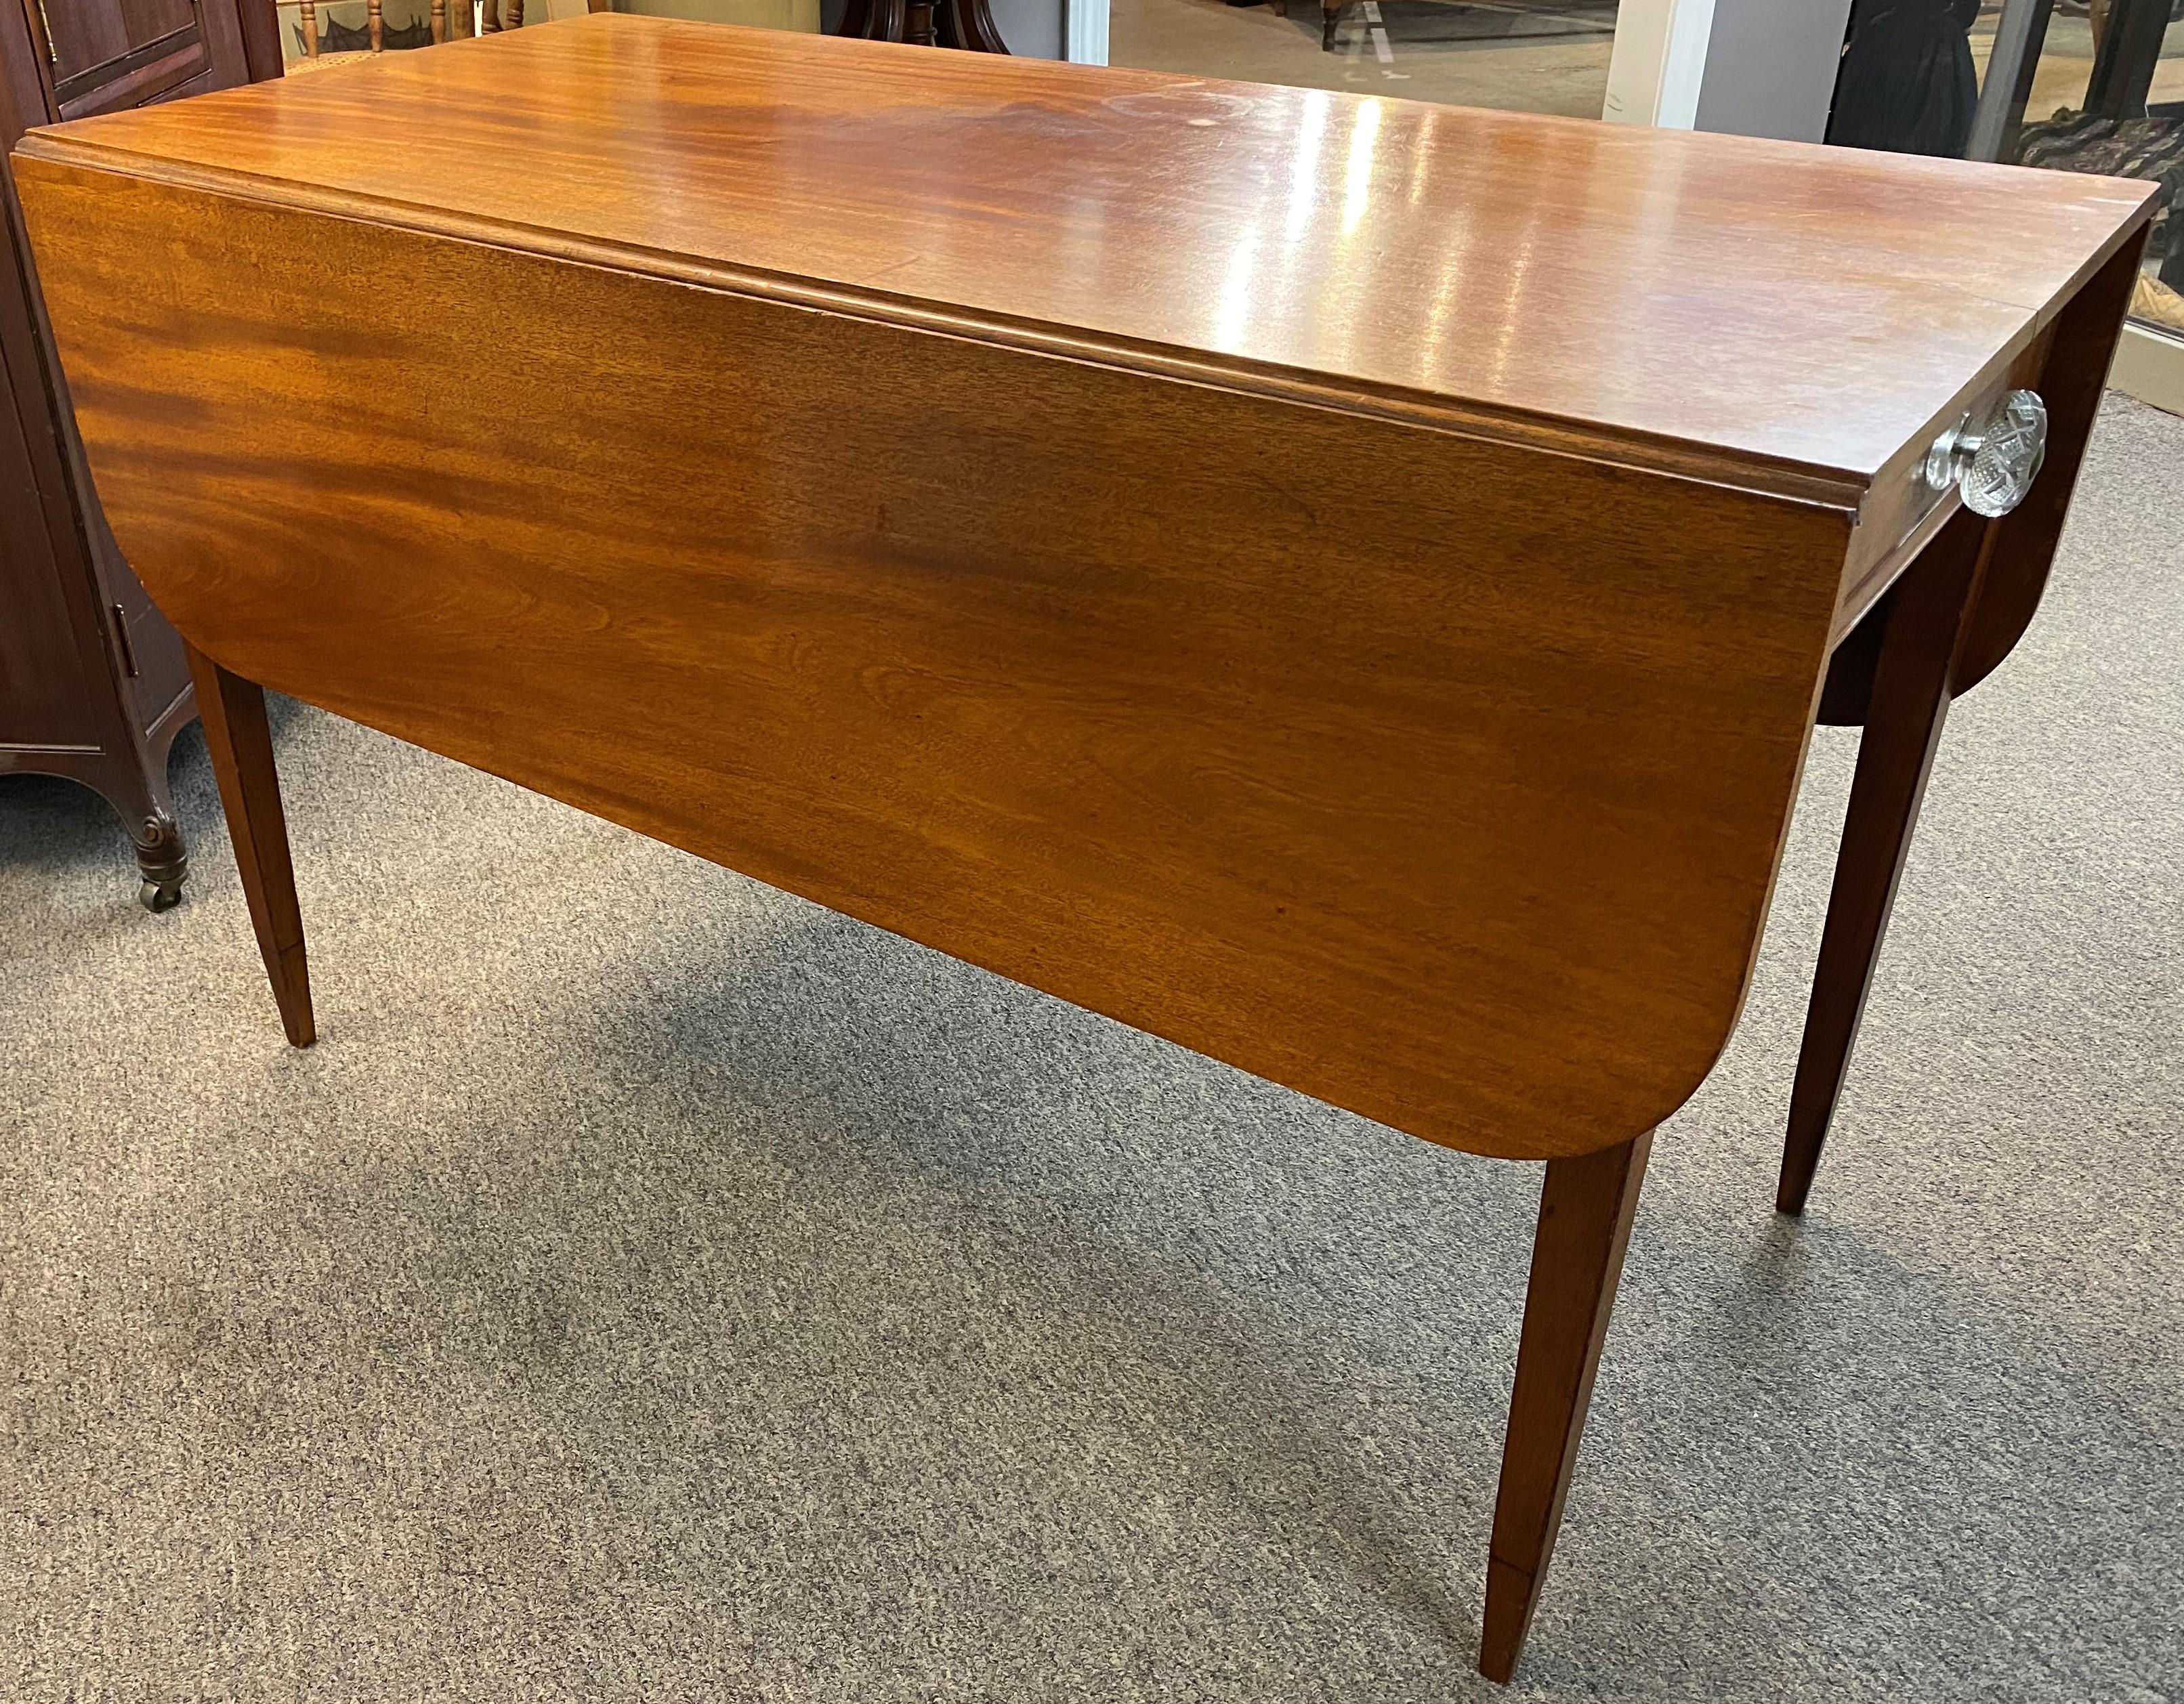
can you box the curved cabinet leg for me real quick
[131,807,187,910]
[81,744,189,910]
[1479,1131,1652,1684]
[1778,508,1990,1214]
[184,642,316,1048]
[130,719,190,911]
[67,727,190,911]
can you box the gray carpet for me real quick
[3,396,2180,1703]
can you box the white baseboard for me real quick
[2111,320,2184,418]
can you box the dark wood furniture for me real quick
[834,0,1007,52]
[0,0,278,906]
[14,18,2154,1682]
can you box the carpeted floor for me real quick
[3,397,2180,1702]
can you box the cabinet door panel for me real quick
[42,0,194,84]
[0,353,98,750]
[17,0,261,734]
[24,0,252,122]
[87,487,191,723]
[1,0,272,796]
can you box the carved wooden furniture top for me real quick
[17,15,2156,494]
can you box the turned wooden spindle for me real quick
[430,0,446,41]
[298,0,318,55]
[366,0,382,49]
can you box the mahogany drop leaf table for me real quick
[12,18,2155,1681]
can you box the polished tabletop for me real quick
[22,16,2154,486]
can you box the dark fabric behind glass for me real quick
[1827,0,1983,156]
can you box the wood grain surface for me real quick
[18,154,1858,1161]
[1780,511,1990,1215]
[14,15,2158,497]
[11,20,2155,1164]
[186,641,315,1048]
[1482,1130,1652,1680]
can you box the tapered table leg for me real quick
[1479,1130,1651,1684]
[184,643,316,1048]
[1778,509,1992,1214]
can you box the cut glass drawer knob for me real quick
[1924,389,2047,518]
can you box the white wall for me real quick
[1604,0,1851,144]
[1692,0,1853,144]
[986,0,1062,58]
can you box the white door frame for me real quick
[1601,0,1716,127]
[1064,0,1107,62]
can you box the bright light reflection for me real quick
[1408,111,1435,205]
[1213,228,1261,354]
[1343,100,1383,238]
[1486,232,1539,390]
[1285,91,1332,248]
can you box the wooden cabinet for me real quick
[0,0,278,906]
